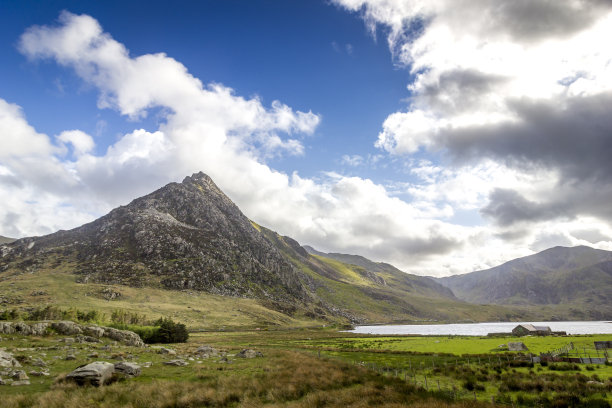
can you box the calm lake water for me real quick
[348,321,612,336]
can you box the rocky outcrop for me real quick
[0,172,311,306]
[0,321,144,347]
[66,361,115,386]
[0,350,21,368]
[236,349,263,358]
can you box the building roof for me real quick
[514,324,551,332]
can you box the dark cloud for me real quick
[489,0,612,42]
[444,92,612,183]
[481,188,564,226]
[417,69,509,115]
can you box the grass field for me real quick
[1,327,611,407]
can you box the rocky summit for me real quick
[1,173,309,305]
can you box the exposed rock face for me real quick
[2,172,310,305]
[66,361,115,386]
[0,321,144,347]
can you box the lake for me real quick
[348,321,612,336]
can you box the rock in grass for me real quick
[507,342,528,351]
[31,357,47,367]
[195,345,219,357]
[0,350,21,368]
[11,380,30,386]
[235,349,263,359]
[66,361,115,386]
[159,347,176,355]
[12,370,29,380]
[163,359,188,366]
[114,362,141,377]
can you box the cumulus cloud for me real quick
[334,0,612,233]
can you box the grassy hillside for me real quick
[262,228,542,324]
[0,253,334,330]
[0,235,15,244]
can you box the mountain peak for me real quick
[182,171,213,185]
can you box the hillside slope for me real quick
[0,172,525,326]
[0,235,15,244]
[435,246,612,319]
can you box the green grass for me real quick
[0,259,332,330]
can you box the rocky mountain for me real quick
[0,172,528,325]
[0,235,15,244]
[434,246,612,319]
[1,173,309,305]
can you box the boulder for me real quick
[114,362,141,377]
[84,326,105,338]
[507,342,529,351]
[0,350,21,368]
[12,370,28,380]
[103,327,145,347]
[66,361,115,386]
[13,322,32,335]
[31,358,47,367]
[163,359,188,366]
[159,347,176,355]
[30,322,50,336]
[235,349,263,359]
[0,322,15,334]
[52,321,83,336]
[195,345,218,357]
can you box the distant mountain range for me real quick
[0,172,515,325]
[433,246,612,320]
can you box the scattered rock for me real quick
[31,357,47,367]
[507,342,529,351]
[163,359,188,366]
[29,370,49,377]
[65,354,77,361]
[114,362,141,377]
[159,347,176,355]
[66,361,115,386]
[0,350,21,368]
[195,345,219,357]
[12,370,28,380]
[235,349,263,359]
[60,337,75,344]
[51,321,83,336]
[11,380,30,386]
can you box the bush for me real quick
[112,318,189,344]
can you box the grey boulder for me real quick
[66,361,115,386]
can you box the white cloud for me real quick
[57,130,95,156]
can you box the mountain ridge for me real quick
[433,245,612,319]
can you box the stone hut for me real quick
[512,324,552,336]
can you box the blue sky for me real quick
[2,0,612,276]
[1,1,410,180]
